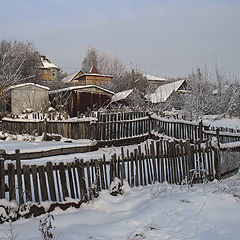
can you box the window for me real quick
[52,70,55,77]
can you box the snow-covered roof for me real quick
[146,79,185,103]
[111,89,134,103]
[144,74,167,82]
[7,83,50,91]
[49,85,114,95]
[40,56,59,69]
[62,71,113,83]
[62,72,79,83]
[75,73,113,79]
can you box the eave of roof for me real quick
[49,85,114,95]
[75,73,113,79]
[7,83,50,91]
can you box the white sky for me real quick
[0,0,239,78]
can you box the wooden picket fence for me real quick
[0,139,220,204]
[151,113,240,143]
[94,111,149,141]
[1,112,239,144]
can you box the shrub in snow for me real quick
[0,131,8,140]
[150,182,169,199]
[110,177,122,196]
[89,183,99,199]
[0,200,19,223]
[189,158,209,185]
[39,214,56,240]
[110,178,131,196]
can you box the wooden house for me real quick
[49,85,114,117]
[62,66,113,87]
[8,83,49,115]
[39,55,60,81]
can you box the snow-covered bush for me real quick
[149,182,169,199]
[39,214,56,240]
[110,178,131,196]
[110,177,122,196]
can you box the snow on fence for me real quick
[4,144,98,161]
[1,112,240,144]
[0,138,221,222]
[1,112,150,144]
[151,113,240,143]
[218,141,240,176]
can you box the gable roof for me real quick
[111,89,134,103]
[7,83,50,91]
[49,85,114,95]
[62,69,113,83]
[147,79,185,103]
[62,70,84,83]
[75,73,113,79]
[89,66,99,74]
[40,55,59,69]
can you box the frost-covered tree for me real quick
[178,66,240,119]
[182,68,215,118]
[82,47,99,73]
[110,69,149,94]
[81,46,125,79]
[0,40,40,114]
[0,40,40,89]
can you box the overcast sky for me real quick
[1,0,239,78]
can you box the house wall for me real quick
[69,91,110,116]
[86,75,112,86]
[11,85,49,115]
[40,67,59,81]
[72,75,112,86]
[54,88,112,117]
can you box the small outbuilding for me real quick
[8,83,50,115]
[49,85,114,117]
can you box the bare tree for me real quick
[81,46,126,77]
[82,47,99,72]
[0,40,40,113]
[0,40,40,89]
[109,69,149,93]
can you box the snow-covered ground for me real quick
[0,172,240,240]
[203,115,240,130]
[0,139,93,154]
[3,141,149,166]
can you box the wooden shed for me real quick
[8,83,49,115]
[50,85,114,117]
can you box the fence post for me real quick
[43,117,47,141]
[216,128,220,148]
[0,156,5,199]
[199,120,203,142]
[148,112,152,138]
[16,149,24,204]
[214,128,221,180]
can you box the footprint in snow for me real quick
[129,232,146,240]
